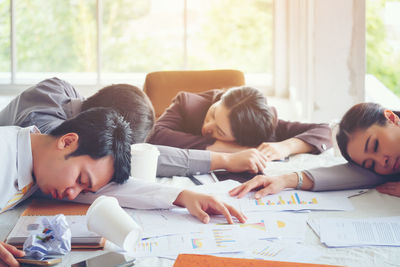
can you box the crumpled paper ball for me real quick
[23,214,71,260]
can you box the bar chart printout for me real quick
[254,192,318,206]
[213,228,237,248]
[237,190,353,211]
[189,224,261,254]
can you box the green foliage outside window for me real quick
[3,0,400,95]
[194,0,272,72]
[367,0,400,96]
[0,0,10,72]
[0,0,272,76]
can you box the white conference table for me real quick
[1,151,400,266]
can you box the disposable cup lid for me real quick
[131,143,160,155]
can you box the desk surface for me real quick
[1,151,400,267]
[0,200,175,267]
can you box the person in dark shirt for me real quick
[148,86,332,161]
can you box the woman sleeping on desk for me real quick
[230,102,400,198]
[148,86,332,173]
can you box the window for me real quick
[0,0,273,90]
[366,0,400,98]
[0,0,10,82]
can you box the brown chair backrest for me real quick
[143,69,245,118]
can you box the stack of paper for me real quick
[190,180,356,212]
[229,190,354,212]
[308,216,400,247]
[132,227,258,257]
[130,209,308,242]
[123,180,362,262]
[230,240,323,263]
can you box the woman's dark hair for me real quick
[336,102,386,163]
[82,84,155,144]
[221,86,276,147]
[50,107,132,184]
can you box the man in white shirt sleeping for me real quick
[0,107,245,267]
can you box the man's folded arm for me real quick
[156,145,211,177]
[67,178,184,209]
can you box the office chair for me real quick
[143,69,245,118]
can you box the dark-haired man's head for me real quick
[201,86,276,147]
[33,107,132,201]
[82,84,155,144]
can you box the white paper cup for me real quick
[130,143,160,182]
[86,196,142,253]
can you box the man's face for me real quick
[34,133,114,200]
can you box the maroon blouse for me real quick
[148,90,332,153]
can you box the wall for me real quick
[312,0,365,122]
[285,0,365,122]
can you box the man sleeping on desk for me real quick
[0,108,246,267]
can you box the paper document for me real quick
[315,216,400,247]
[133,208,274,239]
[131,208,308,242]
[132,226,256,257]
[190,179,241,195]
[228,190,354,212]
[189,181,355,212]
[307,218,321,237]
[238,240,322,262]
[245,212,308,242]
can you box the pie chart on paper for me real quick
[276,220,286,228]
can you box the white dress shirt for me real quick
[0,126,38,212]
[69,178,184,209]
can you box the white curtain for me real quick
[274,0,365,122]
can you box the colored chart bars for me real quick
[212,228,237,247]
[134,239,159,253]
[252,245,283,257]
[191,238,203,249]
[239,221,266,231]
[255,192,318,206]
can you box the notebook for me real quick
[5,199,105,249]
